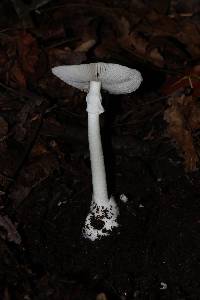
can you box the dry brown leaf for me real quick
[117,10,200,69]
[96,293,107,300]
[75,39,96,52]
[31,143,49,157]
[94,19,119,59]
[0,173,12,190]
[149,48,165,66]
[2,31,44,89]
[17,32,40,74]
[36,23,66,42]
[3,287,11,300]
[9,154,59,207]
[0,215,21,244]
[0,117,8,138]
[162,64,200,97]
[118,17,146,53]
[119,16,130,34]
[118,17,164,67]
[9,63,26,89]
[48,47,86,67]
[164,95,200,171]
[0,35,16,76]
[0,50,8,73]
[146,11,179,35]
[94,37,116,58]
[176,22,200,56]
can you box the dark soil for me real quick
[0,1,200,300]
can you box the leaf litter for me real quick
[0,0,200,299]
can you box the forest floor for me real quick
[0,0,200,299]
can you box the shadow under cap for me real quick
[52,62,142,94]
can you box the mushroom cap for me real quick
[52,62,142,94]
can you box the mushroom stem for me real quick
[86,81,108,205]
[88,113,108,205]
[83,81,119,240]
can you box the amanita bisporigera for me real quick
[52,63,142,241]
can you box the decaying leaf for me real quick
[35,23,66,43]
[9,63,26,89]
[164,95,200,171]
[75,39,96,52]
[146,36,190,68]
[0,173,13,190]
[118,17,164,67]
[31,143,49,157]
[176,22,200,56]
[162,65,200,97]
[0,214,21,244]
[0,117,8,138]
[11,0,51,16]
[0,31,44,89]
[9,153,59,207]
[17,32,40,75]
[0,35,16,76]
[48,47,86,66]
[96,292,107,300]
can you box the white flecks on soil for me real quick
[120,193,128,203]
[160,282,168,290]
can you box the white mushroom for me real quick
[52,62,142,241]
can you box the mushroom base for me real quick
[82,196,119,241]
